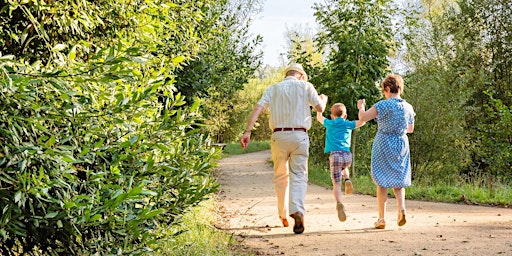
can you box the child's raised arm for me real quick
[316,111,325,124]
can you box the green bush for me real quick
[471,92,512,180]
[0,51,219,254]
[0,0,255,253]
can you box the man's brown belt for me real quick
[273,128,307,133]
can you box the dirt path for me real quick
[214,150,512,256]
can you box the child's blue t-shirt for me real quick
[323,118,356,153]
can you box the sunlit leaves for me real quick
[0,0,224,254]
[312,0,396,119]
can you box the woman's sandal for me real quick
[398,209,406,226]
[374,218,386,229]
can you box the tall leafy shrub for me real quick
[473,93,512,181]
[0,0,224,254]
[445,0,512,179]
[0,47,219,255]
[312,0,396,117]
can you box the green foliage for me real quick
[311,0,397,119]
[174,0,262,99]
[307,119,329,167]
[173,0,263,144]
[403,0,472,181]
[0,0,211,66]
[0,0,247,254]
[0,49,219,254]
[214,67,283,144]
[472,92,512,178]
[309,164,512,207]
[444,0,512,179]
[307,163,333,188]
[404,0,512,182]
[285,27,323,67]
[405,69,473,182]
[303,0,399,168]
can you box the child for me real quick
[316,95,365,222]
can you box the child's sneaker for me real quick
[336,202,347,222]
[344,179,354,194]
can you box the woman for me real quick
[357,74,415,229]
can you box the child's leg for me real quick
[332,180,343,203]
[329,153,343,203]
[343,167,354,194]
[330,152,347,222]
[342,167,350,180]
[330,165,343,202]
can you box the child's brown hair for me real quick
[331,103,347,118]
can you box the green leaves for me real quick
[404,0,512,182]
[0,0,224,254]
[312,0,396,119]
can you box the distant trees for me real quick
[281,0,511,184]
[173,0,263,143]
[405,0,512,183]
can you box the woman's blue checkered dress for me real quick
[371,98,415,188]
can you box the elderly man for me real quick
[240,63,326,234]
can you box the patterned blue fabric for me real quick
[323,118,356,153]
[371,98,415,188]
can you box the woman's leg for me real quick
[377,186,388,219]
[374,185,388,228]
[393,187,406,211]
[393,187,407,226]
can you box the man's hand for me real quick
[240,132,251,149]
[319,94,328,103]
[318,94,328,112]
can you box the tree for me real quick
[304,0,399,174]
[404,0,512,183]
[445,0,512,179]
[173,0,263,143]
[312,0,397,118]
[401,0,473,183]
[285,25,323,67]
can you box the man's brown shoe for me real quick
[290,211,304,234]
[281,218,289,227]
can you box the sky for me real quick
[249,0,321,67]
